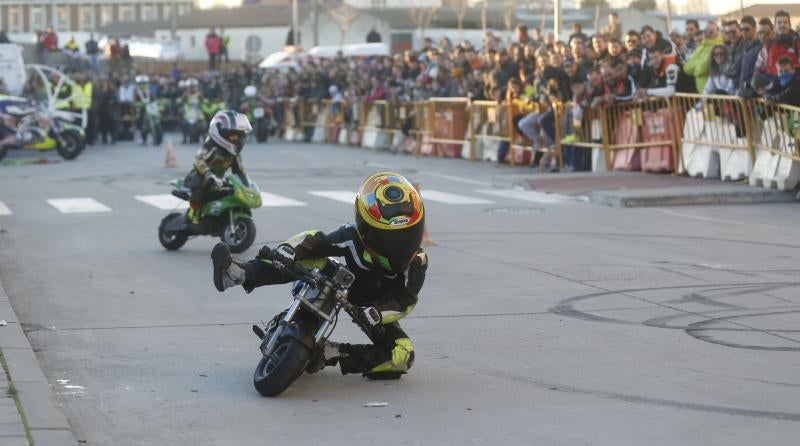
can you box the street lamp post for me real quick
[171,0,177,41]
[292,0,298,46]
[554,0,561,41]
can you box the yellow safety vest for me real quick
[73,82,92,109]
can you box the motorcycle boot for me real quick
[305,341,345,374]
[211,242,246,292]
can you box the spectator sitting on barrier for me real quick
[636,45,681,98]
[625,48,643,82]
[766,56,800,107]
[703,45,737,96]
[684,21,724,93]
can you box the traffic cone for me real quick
[165,138,177,168]
[412,180,436,247]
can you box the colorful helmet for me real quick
[244,85,257,97]
[208,110,252,155]
[354,172,425,273]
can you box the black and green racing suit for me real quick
[242,224,428,377]
[185,139,248,222]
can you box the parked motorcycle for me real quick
[158,174,262,253]
[0,96,85,161]
[250,246,384,397]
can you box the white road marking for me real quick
[47,198,111,213]
[421,190,494,204]
[260,192,307,207]
[309,191,356,203]
[421,171,492,186]
[477,189,577,204]
[135,194,189,210]
[0,201,11,215]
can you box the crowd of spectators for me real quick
[4,8,800,167]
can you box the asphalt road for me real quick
[1,137,800,445]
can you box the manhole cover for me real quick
[484,207,545,214]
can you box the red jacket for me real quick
[43,32,58,50]
[205,34,221,55]
[765,33,800,75]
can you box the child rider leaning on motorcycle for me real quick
[184,110,251,224]
[212,172,429,380]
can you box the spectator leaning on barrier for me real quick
[605,57,637,103]
[570,39,595,73]
[738,16,762,90]
[637,45,680,98]
[684,21,724,93]
[767,56,800,107]
[592,34,611,65]
[704,45,737,96]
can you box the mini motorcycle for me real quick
[251,246,384,397]
[140,97,164,146]
[158,174,262,253]
[0,96,85,161]
[240,99,274,143]
[181,100,205,144]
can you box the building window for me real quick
[190,35,196,48]
[30,6,46,33]
[100,5,113,26]
[8,7,20,33]
[371,0,387,8]
[79,5,95,31]
[119,4,134,22]
[178,3,191,16]
[142,4,157,21]
[56,6,69,31]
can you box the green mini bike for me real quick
[158,174,262,253]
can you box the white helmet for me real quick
[178,79,186,89]
[208,110,253,155]
[186,77,199,87]
[135,74,149,84]
[244,85,257,97]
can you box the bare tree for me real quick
[409,3,439,40]
[326,3,360,47]
[481,0,488,33]
[503,0,515,32]
[449,0,469,31]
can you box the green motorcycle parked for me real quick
[158,174,262,253]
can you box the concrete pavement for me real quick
[1,138,800,445]
[0,282,77,446]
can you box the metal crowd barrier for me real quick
[278,95,800,186]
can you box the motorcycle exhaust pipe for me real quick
[252,324,266,340]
